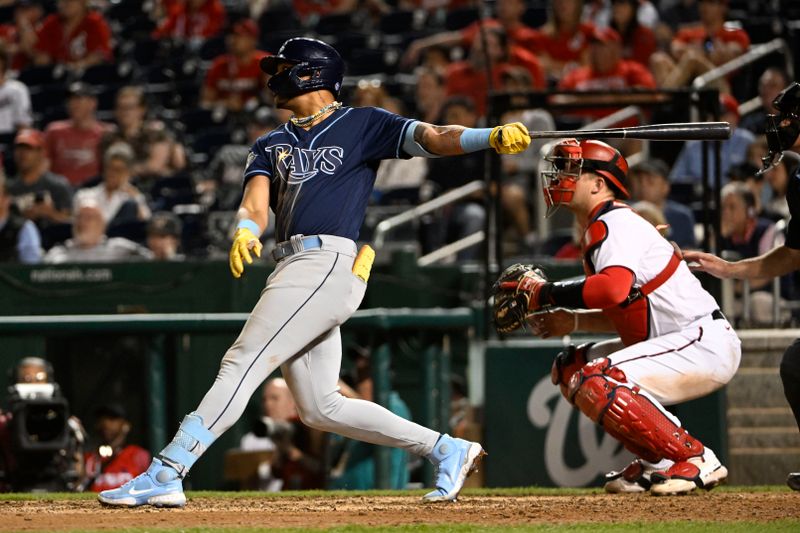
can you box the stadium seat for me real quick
[130,38,161,67]
[150,173,197,211]
[179,108,227,132]
[444,7,480,31]
[80,62,134,86]
[40,223,73,251]
[522,5,548,29]
[190,128,232,159]
[379,10,415,35]
[29,83,68,117]
[95,85,119,113]
[259,29,305,54]
[18,64,66,89]
[106,0,145,23]
[346,49,391,76]
[107,220,148,244]
[258,6,300,34]
[315,13,354,36]
[199,35,227,61]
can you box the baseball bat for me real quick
[529,122,731,141]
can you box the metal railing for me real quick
[373,179,486,248]
[692,38,794,92]
[726,218,796,328]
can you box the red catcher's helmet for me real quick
[542,139,630,217]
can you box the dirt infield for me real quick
[0,491,798,531]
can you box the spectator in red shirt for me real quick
[651,0,749,89]
[536,0,595,80]
[200,19,269,113]
[44,82,113,187]
[558,26,656,119]
[402,0,542,70]
[446,26,544,117]
[32,0,112,70]
[83,404,151,493]
[0,1,45,72]
[152,0,226,43]
[609,0,657,67]
[557,25,655,156]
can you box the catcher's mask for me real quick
[761,82,800,175]
[260,37,345,102]
[542,139,630,217]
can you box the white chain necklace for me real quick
[290,101,342,127]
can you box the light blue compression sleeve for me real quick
[403,122,494,157]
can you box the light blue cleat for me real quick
[423,434,486,502]
[98,458,186,508]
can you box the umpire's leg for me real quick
[780,338,800,489]
[780,339,800,431]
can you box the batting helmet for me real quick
[762,82,800,173]
[260,37,345,100]
[542,139,630,217]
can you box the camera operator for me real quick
[0,357,86,492]
[83,404,150,492]
[238,378,326,491]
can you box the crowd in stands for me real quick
[0,0,797,287]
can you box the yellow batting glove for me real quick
[229,227,263,279]
[489,122,531,155]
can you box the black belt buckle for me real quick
[272,242,290,262]
[711,309,725,321]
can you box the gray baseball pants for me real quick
[190,234,439,460]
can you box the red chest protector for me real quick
[582,201,681,346]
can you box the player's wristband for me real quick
[236,219,261,235]
[459,128,493,153]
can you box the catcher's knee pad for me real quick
[569,358,704,463]
[552,342,593,397]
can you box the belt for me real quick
[711,309,726,321]
[272,235,322,261]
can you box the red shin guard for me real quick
[568,359,704,463]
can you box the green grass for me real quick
[64,521,800,533]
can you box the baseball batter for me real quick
[494,139,741,495]
[99,37,531,507]
[683,82,800,490]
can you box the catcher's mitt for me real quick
[492,263,548,334]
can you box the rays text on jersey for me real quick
[267,144,345,184]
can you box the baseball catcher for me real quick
[496,139,741,495]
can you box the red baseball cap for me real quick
[720,93,739,119]
[232,19,259,39]
[590,26,622,44]
[14,128,44,148]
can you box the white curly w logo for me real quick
[527,375,632,486]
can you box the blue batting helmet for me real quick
[260,37,345,100]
